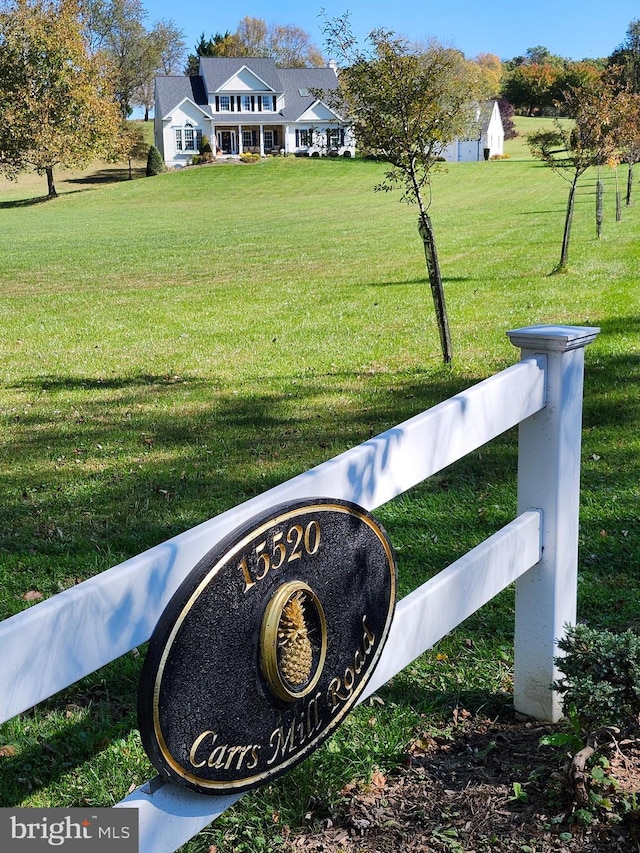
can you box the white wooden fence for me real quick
[0,324,599,853]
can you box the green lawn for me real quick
[0,146,638,851]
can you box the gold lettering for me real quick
[327,676,350,711]
[286,525,303,561]
[189,730,261,773]
[266,693,323,765]
[208,744,229,769]
[247,746,260,770]
[362,616,375,653]
[224,744,252,770]
[307,691,321,733]
[343,667,355,693]
[239,557,255,593]
[327,615,378,713]
[241,520,323,594]
[189,730,215,768]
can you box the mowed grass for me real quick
[0,136,639,852]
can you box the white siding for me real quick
[160,101,211,169]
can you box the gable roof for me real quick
[198,57,284,93]
[155,75,211,120]
[155,59,343,125]
[478,100,502,134]
[276,67,341,120]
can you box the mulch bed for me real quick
[284,712,640,853]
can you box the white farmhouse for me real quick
[440,101,505,162]
[154,57,355,168]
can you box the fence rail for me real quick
[0,324,599,853]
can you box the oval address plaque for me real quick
[138,498,397,794]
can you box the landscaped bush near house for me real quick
[239,152,261,163]
[197,136,214,164]
[554,624,640,731]
[145,144,165,176]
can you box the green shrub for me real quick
[554,624,640,730]
[200,135,213,155]
[145,145,165,176]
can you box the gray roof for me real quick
[478,101,499,134]
[155,76,211,119]
[155,59,341,123]
[276,67,340,120]
[199,57,284,93]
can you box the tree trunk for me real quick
[418,212,452,365]
[559,173,579,270]
[595,177,603,238]
[46,167,57,198]
[627,161,634,206]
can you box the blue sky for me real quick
[143,0,638,63]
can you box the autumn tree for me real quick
[611,88,640,205]
[185,17,324,73]
[81,0,185,118]
[502,62,560,114]
[528,78,620,270]
[118,120,147,178]
[184,31,236,74]
[321,15,484,364]
[0,0,122,197]
[474,52,503,98]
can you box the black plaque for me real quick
[138,498,396,794]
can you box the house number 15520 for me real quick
[239,521,321,593]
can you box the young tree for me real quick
[528,79,620,270]
[0,0,122,197]
[615,89,640,204]
[321,14,484,364]
[118,120,147,178]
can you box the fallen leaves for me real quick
[22,589,43,602]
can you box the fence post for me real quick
[507,324,599,722]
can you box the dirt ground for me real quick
[284,710,640,853]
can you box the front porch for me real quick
[214,124,283,157]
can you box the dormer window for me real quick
[219,96,230,112]
[261,95,272,112]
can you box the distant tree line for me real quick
[500,22,640,116]
[184,16,325,74]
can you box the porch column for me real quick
[259,125,265,157]
[508,325,599,722]
[238,124,243,155]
